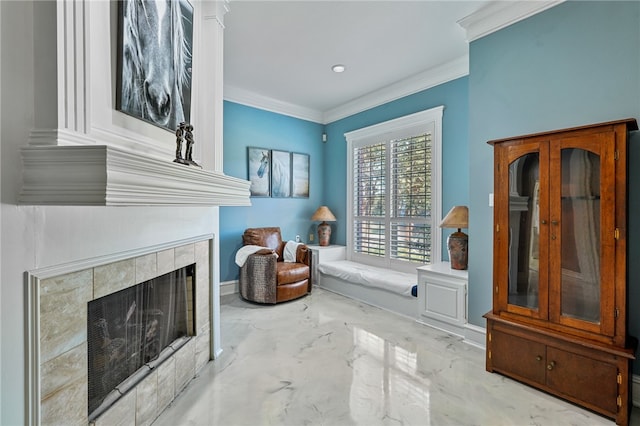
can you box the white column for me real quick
[194,0,228,172]
[30,0,93,147]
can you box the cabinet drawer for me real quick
[546,346,618,414]
[491,329,546,385]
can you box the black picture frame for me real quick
[247,147,271,197]
[291,152,310,198]
[116,0,193,132]
[270,150,292,198]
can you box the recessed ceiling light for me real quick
[331,64,346,73]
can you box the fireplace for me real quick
[27,237,213,425]
[87,264,194,419]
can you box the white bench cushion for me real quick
[317,260,415,296]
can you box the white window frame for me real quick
[344,106,443,274]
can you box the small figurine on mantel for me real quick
[173,122,201,168]
[184,123,201,168]
[173,122,189,165]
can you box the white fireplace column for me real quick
[30,0,93,148]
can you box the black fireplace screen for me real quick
[87,264,194,415]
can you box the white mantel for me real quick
[20,145,250,206]
[20,0,249,207]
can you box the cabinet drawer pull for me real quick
[541,220,547,225]
[547,361,556,370]
[536,355,542,361]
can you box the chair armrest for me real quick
[296,245,310,265]
[239,252,278,303]
[254,248,277,256]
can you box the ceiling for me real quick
[222,0,491,123]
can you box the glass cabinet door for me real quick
[558,148,601,323]
[507,152,542,311]
[549,130,615,337]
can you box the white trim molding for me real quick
[224,85,325,124]
[324,56,467,125]
[224,56,467,125]
[633,375,640,408]
[463,323,487,350]
[220,280,239,296]
[345,106,444,273]
[457,0,565,42]
[19,145,251,206]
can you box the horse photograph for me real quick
[270,150,291,198]
[291,152,309,198]
[117,0,193,132]
[247,147,271,197]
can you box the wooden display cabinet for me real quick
[484,119,638,425]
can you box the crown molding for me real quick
[457,0,565,42]
[223,85,325,123]
[203,0,230,28]
[224,55,467,125]
[323,56,467,124]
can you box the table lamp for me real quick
[311,206,336,246]
[440,206,468,270]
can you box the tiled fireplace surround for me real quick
[27,236,213,426]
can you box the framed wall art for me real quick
[291,152,310,198]
[247,147,271,197]
[116,0,193,132]
[270,150,292,198]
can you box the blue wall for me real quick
[323,76,470,257]
[467,0,640,347]
[220,102,324,282]
[221,2,640,361]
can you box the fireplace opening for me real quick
[87,264,195,418]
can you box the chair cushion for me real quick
[276,262,310,285]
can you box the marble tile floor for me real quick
[154,288,640,426]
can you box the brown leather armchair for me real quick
[239,227,312,304]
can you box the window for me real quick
[345,106,442,273]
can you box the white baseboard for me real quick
[633,375,640,408]
[463,323,486,350]
[220,280,239,296]
[416,315,466,339]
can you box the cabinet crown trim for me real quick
[487,118,638,146]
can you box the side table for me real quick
[416,262,468,337]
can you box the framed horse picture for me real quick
[116,0,193,132]
[270,150,292,198]
[291,152,310,198]
[247,147,271,197]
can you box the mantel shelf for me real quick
[20,145,252,206]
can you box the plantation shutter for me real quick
[346,106,442,271]
[352,132,432,264]
[390,133,432,263]
[353,142,386,257]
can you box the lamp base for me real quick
[317,221,331,246]
[447,231,468,270]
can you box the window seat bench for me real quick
[317,260,417,319]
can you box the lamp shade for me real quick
[440,206,468,229]
[311,206,336,222]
